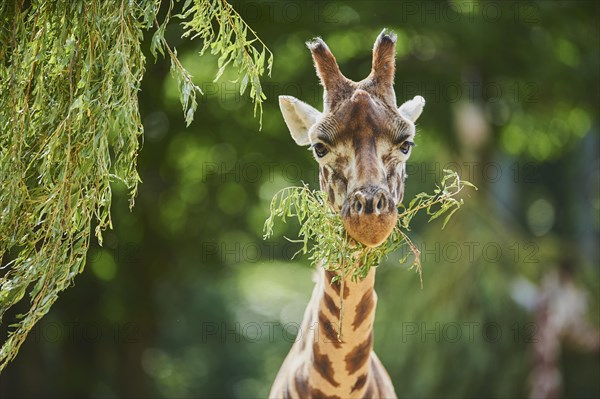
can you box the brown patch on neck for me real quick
[312,341,340,388]
[310,387,342,399]
[294,366,309,398]
[324,270,350,299]
[322,291,339,320]
[351,373,368,393]
[344,332,373,375]
[352,288,374,330]
[318,310,341,348]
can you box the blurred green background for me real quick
[1,1,598,397]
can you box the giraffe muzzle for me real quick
[342,186,398,247]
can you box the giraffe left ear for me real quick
[279,95,322,146]
[399,95,426,122]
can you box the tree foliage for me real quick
[0,0,271,372]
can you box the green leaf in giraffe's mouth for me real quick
[263,169,477,287]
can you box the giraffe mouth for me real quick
[341,186,398,247]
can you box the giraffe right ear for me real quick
[399,95,426,122]
[279,95,322,146]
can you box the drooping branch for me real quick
[0,0,272,372]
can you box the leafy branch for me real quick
[399,169,477,231]
[151,0,273,127]
[0,0,272,372]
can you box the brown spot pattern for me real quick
[351,373,368,393]
[294,366,309,398]
[309,388,342,399]
[321,167,330,182]
[344,333,373,375]
[324,270,349,299]
[327,186,335,205]
[313,342,339,387]
[352,289,374,330]
[322,291,339,319]
[318,310,341,348]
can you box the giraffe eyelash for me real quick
[313,142,329,158]
[399,141,414,154]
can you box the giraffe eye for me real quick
[313,142,329,158]
[399,141,414,155]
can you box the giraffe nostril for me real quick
[350,190,393,216]
[356,201,362,213]
[353,192,366,215]
[376,196,384,212]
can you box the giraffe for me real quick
[269,30,425,399]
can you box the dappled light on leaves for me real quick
[0,0,272,371]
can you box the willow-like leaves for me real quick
[0,0,271,371]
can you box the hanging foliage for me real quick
[0,0,272,371]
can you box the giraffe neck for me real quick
[305,265,378,397]
[269,263,397,398]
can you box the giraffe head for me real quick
[279,30,425,247]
